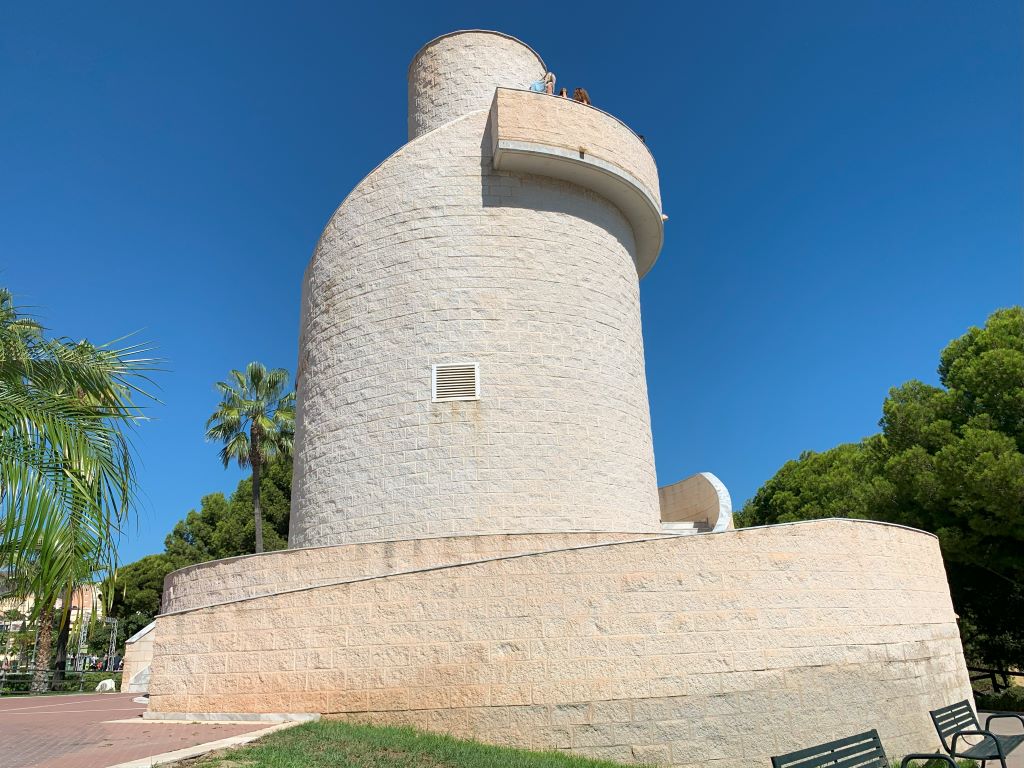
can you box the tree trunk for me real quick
[252,457,263,554]
[52,591,72,687]
[30,606,54,693]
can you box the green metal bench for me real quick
[930,699,1024,768]
[771,729,956,768]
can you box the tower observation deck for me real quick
[289,30,666,548]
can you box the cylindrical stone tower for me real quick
[290,30,666,547]
[407,31,545,139]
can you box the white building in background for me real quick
[0,583,103,664]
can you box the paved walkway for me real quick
[0,693,268,768]
[984,711,1024,768]
[1,693,1020,768]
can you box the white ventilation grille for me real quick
[432,363,480,402]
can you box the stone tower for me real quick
[289,30,666,547]
[145,34,974,760]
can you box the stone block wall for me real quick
[290,108,661,547]
[162,532,650,614]
[149,520,972,767]
[122,621,156,693]
[408,31,544,140]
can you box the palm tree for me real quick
[205,362,294,554]
[0,288,156,690]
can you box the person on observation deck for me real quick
[543,71,556,94]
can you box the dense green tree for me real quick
[164,457,291,562]
[880,308,1024,571]
[214,457,291,555]
[880,308,1024,668]
[105,553,177,641]
[738,307,1024,667]
[205,362,294,554]
[739,438,892,526]
[163,493,231,565]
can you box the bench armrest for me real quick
[985,712,1024,732]
[952,729,1004,759]
[901,753,957,768]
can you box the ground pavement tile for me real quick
[983,711,1024,768]
[0,693,268,768]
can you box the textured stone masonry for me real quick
[163,533,651,614]
[408,31,544,140]
[492,87,661,210]
[150,520,973,767]
[121,622,155,692]
[290,106,661,547]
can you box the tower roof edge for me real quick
[407,30,546,77]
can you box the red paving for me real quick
[0,693,268,768]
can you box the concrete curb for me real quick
[142,711,320,722]
[100,718,312,768]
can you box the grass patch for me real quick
[165,719,984,768]
[174,719,639,768]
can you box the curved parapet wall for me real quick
[408,31,545,140]
[490,88,663,276]
[659,472,734,533]
[161,532,653,614]
[148,520,972,765]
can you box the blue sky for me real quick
[2,2,1020,563]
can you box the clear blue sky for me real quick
[2,2,1020,563]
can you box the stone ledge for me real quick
[490,87,663,277]
[161,532,658,615]
[143,711,320,723]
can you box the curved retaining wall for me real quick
[148,520,972,767]
[122,622,156,693]
[161,532,652,614]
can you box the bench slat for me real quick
[823,752,887,768]
[772,731,886,768]
[959,734,1024,760]
[781,742,883,768]
[930,699,1024,766]
[931,700,981,742]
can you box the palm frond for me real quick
[206,362,294,472]
[0,286,156,620]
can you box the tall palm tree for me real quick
[0,288,156,690]
[205,362,294,554]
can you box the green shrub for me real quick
[976,684,1024,712]
[0,674,32,693]
[1,670,123,694]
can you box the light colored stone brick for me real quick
[150,521,972,768]
[290,57,661,548]
[408,32,545,140]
